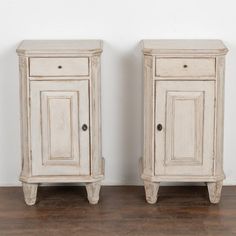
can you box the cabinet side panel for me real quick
[143,56,155,176]
[214,56,225,177]
[90,55,103,177]
[19,56,31,178]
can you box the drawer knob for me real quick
[157,124,163,131]
[58,65,62,69]
[82,124,88,131]
[183,64,188,68]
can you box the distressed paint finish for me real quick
[90,55,103,177]
[155,58,216,77]
[85,181,101,204]
[22,183,38,206]
[207,181,223,204]
[19,56,31,178]
[143,55,155,177]
[214,56,226,178]
[30,57,89,77]
[141,40,228,204]
[30,81,90,176]
[17,40,104,205]
[144,181,160,204]
[155,81,215,176]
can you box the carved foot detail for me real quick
[144,181,160,204]
[85,181,101,204]
[22,183,38,206]
[207,181,223,204]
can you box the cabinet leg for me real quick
[85,181,101,204]
[144,181,160,204]
[207,181,223,204]
[22,183,38,206]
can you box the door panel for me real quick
[30,80,90,176]
[155,81,215,176]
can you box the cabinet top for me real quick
[142,40,228,56]
[16,40,103,56]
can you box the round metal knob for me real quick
[183,64,188,68]
[82,124,88,131]
[58,65,62,69]
[157,124,163,131]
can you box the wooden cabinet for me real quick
[141,40,228,204]
[17,40,104,205]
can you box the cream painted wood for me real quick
[22,183,38,206]
[155,81,215,176]
[17,40,104,205]
[141,40,228,204]
[144,181,160,204]
[155,58,215,77]
[90,55,103,177]
[85,181,101,204]
[30,80,90,176]
[143,56,155,177]
[207,181,223,204]
[17,40,103,56]
[142,40,228,56]
[30,58,89,77]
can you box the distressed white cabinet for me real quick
[17,40,104,205]
[141,40,228,204]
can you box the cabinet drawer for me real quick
[155,58,215,77]
[30,58,89,77]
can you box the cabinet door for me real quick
[30,80,90,176]
[155,81,215,176]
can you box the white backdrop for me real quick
[0,0,235,186]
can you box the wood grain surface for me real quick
[0,186,235,236]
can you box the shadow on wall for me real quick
[102,41,143,185]
[119,43,143,185]
[0,43,21,185]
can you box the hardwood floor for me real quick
[0,186,235,236]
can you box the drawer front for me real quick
[30,58,89,77]
[155,58,215,77]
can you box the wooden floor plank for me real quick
[0,186,235,236]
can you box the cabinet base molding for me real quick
[19,163,104,205]
[144,181,160,204]
[20,175,104,184]
[20,158,104,205]
[141,174,225,183]
[22,183,38,206]
[85,181,101,204]
[140,158,225,183]
[141,158,224,204]
[21,179,103,206]
[207,181,223,204]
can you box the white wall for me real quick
[0,0,236,186]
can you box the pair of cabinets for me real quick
[17,40,228,205]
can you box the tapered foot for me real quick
[207,181,223,204]
[85,181,101,204]
[22,183,38,206]
[144,181,160,204]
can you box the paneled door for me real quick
[155,81,215,176]
[30,80,90,176]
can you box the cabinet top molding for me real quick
[141,39,228,56]
[16,40,103,56]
